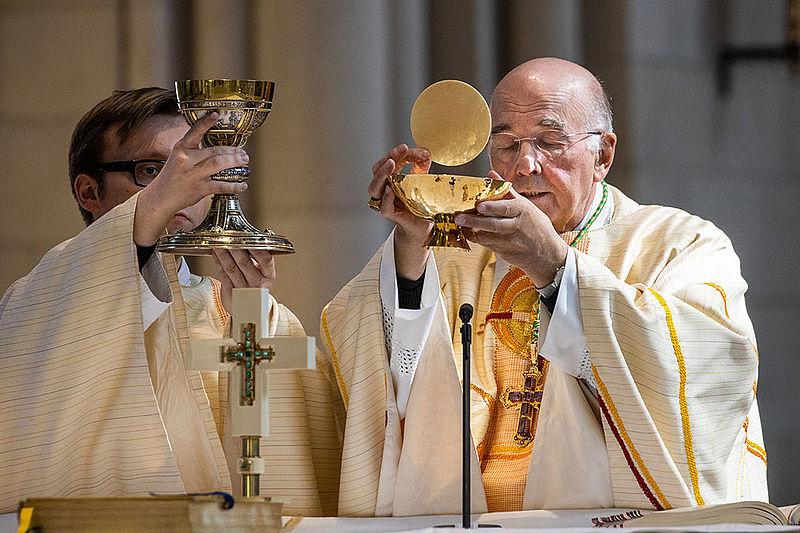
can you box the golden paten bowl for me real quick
[390,173,512,250]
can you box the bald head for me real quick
[490,58,612,134]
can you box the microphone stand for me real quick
[459,303,473,529]
[437,304,498,529]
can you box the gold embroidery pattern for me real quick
[483,446,534,461]
[648,288,705,506]
[470,383,495,410]
[703,282,730,318]
[487,267,549,449]
[743,418,768,467]
[702,283,761,405]
[560,231,591,253]
[321,304,349,407]
[488,267,540,358]
[480,266,549,512]
[210,277,230,327]
[593,364,672,510]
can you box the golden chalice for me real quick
[156,79,294,255]
[390,174,511,250]
[389,79,501,251]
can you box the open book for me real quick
[591,500,800,528]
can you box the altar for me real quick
[283,509,800,532]
[2,508,800,533]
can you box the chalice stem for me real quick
[201,194,262,234]
[426,213,471,251]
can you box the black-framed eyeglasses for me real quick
[93,159,166,187]
[489,130,604,160]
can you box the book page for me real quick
[779,503,800,525]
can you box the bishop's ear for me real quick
[73,172,103,218]
[594,132,617,181]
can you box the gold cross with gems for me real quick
[221,323,274,406]
[500,364,544,447]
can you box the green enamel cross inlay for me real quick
[221,323,275,406]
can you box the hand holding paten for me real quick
[386,80,498,251]
[368,144,433,280]
[369,144,433,239]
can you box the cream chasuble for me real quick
[0,193,320,514]
[319,184,768,517]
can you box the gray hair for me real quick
[585,81,614,151]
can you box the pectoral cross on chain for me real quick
[186,287,315,498]
[500,362,545,447]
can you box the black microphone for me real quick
[459,303,474,323]
[459,304,472,345]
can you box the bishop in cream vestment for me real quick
[318,184,768,516]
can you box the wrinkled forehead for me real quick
[490,75,592,133]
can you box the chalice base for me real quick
[425,213,471,251]
[156,194,295,256]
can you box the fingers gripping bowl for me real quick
[389,173,511,250]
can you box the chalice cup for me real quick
[390,174,512,251]
[156,79,294,255]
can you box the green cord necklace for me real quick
[570,180,608,247]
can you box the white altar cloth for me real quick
[3,508,800,532]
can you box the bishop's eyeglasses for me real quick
[93,159,166,187]
[489,130,603,161]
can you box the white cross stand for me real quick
[186,287,315,498]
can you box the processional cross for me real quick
[186,288,315,498]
